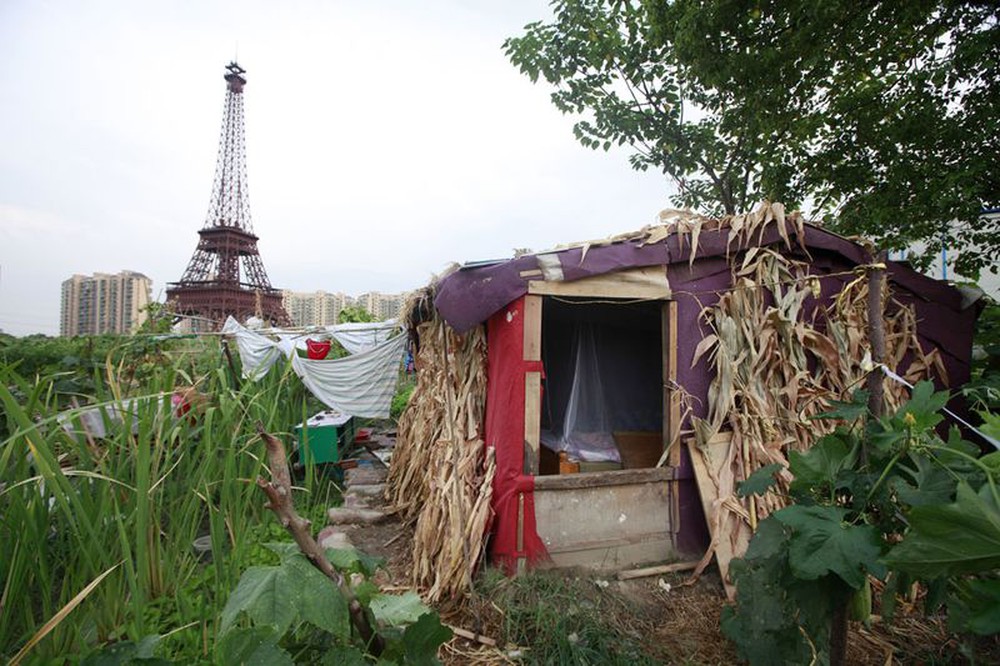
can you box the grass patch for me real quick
[477,568,660,665]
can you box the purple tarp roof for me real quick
[434,223,965,334]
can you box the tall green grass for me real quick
[0,338,338,662]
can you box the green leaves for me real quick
[219,547,453,665]
[774,505,885,588]
[885,482,1000,578]
[216,626,294,666]
[370,591,431,626]
[788,432,856,493]
[896,381,948,432]
[737,463,782,497]
[219,553,349,639]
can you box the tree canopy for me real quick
[504,0,999,277]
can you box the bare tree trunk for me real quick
[866,251,887,421]
[255,423,384,655]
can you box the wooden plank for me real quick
[534,475,676,571]
[516,493,526,575]
[545,532,672,555]
[523,372,541,475]
[617,559,701,581]
[527,265,671,299]
[687,436,741,600]
[668,301,681,467]
[522,294,542,362]
[661,303,671,466]
[533,466,675,490]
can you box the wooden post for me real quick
[866,251,887,421]
[662,301,681,467]
[523,295,542,475]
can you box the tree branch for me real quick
[255,422,384,655]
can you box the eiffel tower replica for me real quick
[167,61,289,330]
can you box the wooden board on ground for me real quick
[686,433,748,600]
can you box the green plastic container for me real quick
[295,411,354,466]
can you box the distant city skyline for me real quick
[282,288,410,327]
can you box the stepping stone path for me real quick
[319,435,395,552]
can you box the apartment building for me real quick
[356,291,408,321]
[281,290,355,327]
[60,271,152,336]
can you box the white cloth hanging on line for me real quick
[290,332,406,418]
[222,316,406,417]
[326,320,397,355]
[221,316,283,380]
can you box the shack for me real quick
[386,203,978,602]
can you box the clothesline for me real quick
[221,317,407,418]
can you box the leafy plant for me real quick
[723,381,1000,663]
[217,543,451,664]
[0,337,337,662]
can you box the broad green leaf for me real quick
[282,555,350,639]
[789,433,854,492]
[892,454,955,507]
[737,463,783,498]
[320,646,368,666]
[775,505,885,588]
[742,515,789,560]
[325,547,385,577]
[219,566,296,636]
[885,482,1000,578]
[369,591,431,626]
[980,411,1000,442]
[896,380,947,432]
[812,390,869,421]
[949,578,1000,635]
[402,613,453,665]
[215,626,293,666]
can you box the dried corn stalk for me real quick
[386,296,492,602]
[412,442,496,603]
[691,247,947,584]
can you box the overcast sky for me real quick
[0,0,674,336]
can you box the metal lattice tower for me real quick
[167,62,289,329]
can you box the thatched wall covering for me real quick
[386,297,492,603]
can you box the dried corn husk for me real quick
[690,247,947,585]
[386,290,492,603]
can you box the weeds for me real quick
[478,569,659,665]
[0,336,339,662]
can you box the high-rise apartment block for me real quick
[281,289,411,327]
[281,290,354,327]
[60,271,152,336]
[356,291,407,322]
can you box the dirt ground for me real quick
[338,441,998,665]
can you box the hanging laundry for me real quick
[291,333,407,418]
[221,316,283,380]
[327,319,397,355]
[222,316,406,418]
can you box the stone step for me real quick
[318,525,353,550]
[344,464,388,486]
[327,506,387,525]
[347,483,386,498]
